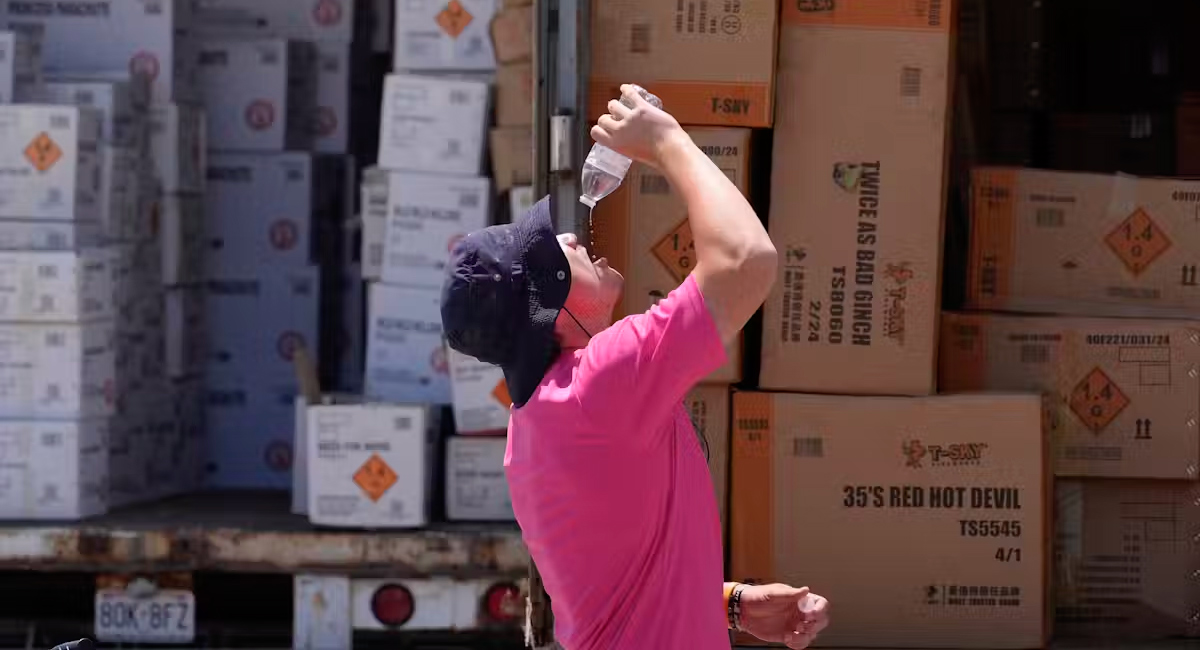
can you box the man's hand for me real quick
[589,84,689,169]
[739,583,830,650]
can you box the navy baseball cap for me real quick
[441,196,571,407]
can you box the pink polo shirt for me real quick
[505,275,729,650]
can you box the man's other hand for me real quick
[739,583,830,649]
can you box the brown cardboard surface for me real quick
[491,4,532,64]
[495,62,532,126]
[731,391,1049,648]
[588,0,777,127]
[939,312,1200,480]
[592,126,749,383]
[967,168,1200,319]
[760,0,954,396]
[489,127,532,192]
[686,384,731,532]
[1055,480,1200,640]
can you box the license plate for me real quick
[94,586,195,644]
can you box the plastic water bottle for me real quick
[579,85,664,209]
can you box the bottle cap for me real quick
[579,195,597,208]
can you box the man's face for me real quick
[557,233,623,333]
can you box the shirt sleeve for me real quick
[573,275,727,436]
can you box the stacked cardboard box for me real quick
[724,3,1056,648]
[958,166,1200,638]
[191,1,358,490]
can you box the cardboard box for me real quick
[685,384,729,529]
[588,0,777,127]
[509,186,534,218]
[760,3,954,396]
[149,103,206,195]
[448,347,510,434]
[731,391,1048,648]
[0,220,100,250]
[593,127,749,383]
[489,127,531,191]
[940,312,1200,480]
[446,435,514,522]
[380,172,490,289]
[165,286,204,380]
[205,267,321,387]
[0,320,116,419]
[377,74,489,176]
[313,41,350,154]
[156,194,204,286]
[1,0,199,103]
[307,403,432,528]
[1055,480,1200,640]
[193,0,355,42]
[0,248,115,322]
[197,39,317,152]
[360,167,387,281]
[491,4,531,64]
[0,104,101,221]
[40,77,148,147]
[0,418,108,520]
[392,0,496,72]
[205,152,314,272]
[495,62,531,126]
[968,168,1200,319]
[0,28,42,104]
[204,380,298,489]
[364,283,451,405]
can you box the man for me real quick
[442,86,830,649]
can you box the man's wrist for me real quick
[653,128,694,171]
[726,582,747,631]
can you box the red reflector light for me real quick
[484,583,523,623]
[371,583,414,627]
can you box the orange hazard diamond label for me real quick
[24,132,62,172]
[1069,367,1130,432]
[652,218,697,282]
[436,0,473,38]
[354,453,398,502]
[492,379,512,408]
[1104,208,1171,276]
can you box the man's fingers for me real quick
[621,84,652,109]
[589,124,612,146]
[607,98,632,121]
[784,630,817,650]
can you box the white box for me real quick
[98,144,139,240]
[307,402,431,528]
[381,172,490,288]
[445,435,513,522]
[156,194,203,286]
[0,0,199,103]
[204,381,298,489]
[206,152,314,271]
[0,220,100,250]
[0,104,101,221]
[40,77,148,147]
[205,267,321,386]
[364,282,450,404]
[392,0,496,72]
[0,248,115,322]
[193,0,355,42]
[360,167,387,281]
[149,103,206,194]
[0,28,43,104]
[509,186,533,217]
[313,41,350,154]
[448,348,509,434]
[291,392,362,515]
[0,320,116,419]
[0,418,108,520]
[197,38,317,152]
[377,74,488,176]
[165,286,204,379]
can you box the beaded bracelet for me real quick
[727,583,747,631]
